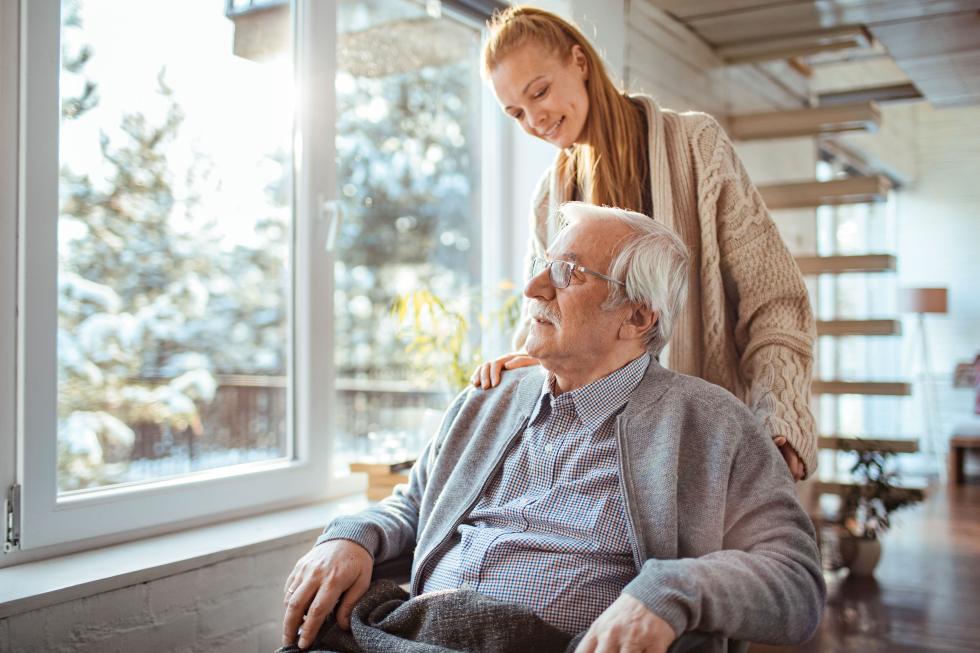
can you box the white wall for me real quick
[895,103,980,380]
[812,62,980,434]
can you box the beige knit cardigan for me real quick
[520,95,818,476]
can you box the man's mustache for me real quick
[528,301,561,327]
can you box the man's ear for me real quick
[620,304,658,342]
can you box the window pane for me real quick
[331,1,483,472]
[57,0,293,492]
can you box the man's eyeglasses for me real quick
[529,256,625,289]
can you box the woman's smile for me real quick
[541,116,564,141]
[489,42,590,150]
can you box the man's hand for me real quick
[471,352,539,389]
[575,594,676,653]
[282,539,374,649]
[773,436,805,481]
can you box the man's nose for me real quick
[524,266,554,300]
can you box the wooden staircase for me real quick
[738,99,924,517]
[799,242,921,510]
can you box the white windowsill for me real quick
[0,491,371,619]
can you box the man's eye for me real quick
[533,86,548,99]
[514,111,524,120]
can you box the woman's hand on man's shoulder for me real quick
[470,352,540,389]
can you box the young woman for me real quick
[472,6,816,480]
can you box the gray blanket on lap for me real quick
[275,580,578,653]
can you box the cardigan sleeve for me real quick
[622,407,825,643]
[316,388,471,562]
[692,117,818,476]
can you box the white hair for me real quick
[558,201,690,357]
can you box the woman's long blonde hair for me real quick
[482,5,649,216]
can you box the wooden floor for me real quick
[752,478,980,653]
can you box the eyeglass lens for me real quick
[532,258,571,288]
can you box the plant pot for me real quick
[839,534,882,577]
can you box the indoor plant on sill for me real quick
[349,284,520,500]
[838,449,923,576]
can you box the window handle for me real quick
[319,196,342,253]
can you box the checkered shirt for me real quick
[421,354,649,635]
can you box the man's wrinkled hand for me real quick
[281,539,374,649]
[575,594,676,653]
[773,436,805,481]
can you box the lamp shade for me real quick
[898,287,948,314]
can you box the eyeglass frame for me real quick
[529,256,625,289]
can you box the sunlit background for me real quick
[56,0,487,492]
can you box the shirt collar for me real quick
[531,354,651,430]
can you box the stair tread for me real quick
[760,176,891,210]
[818,435,919,453]
[812,380,912,396]
[730,102,880,140]
[817,319,901,336]
[796,254,896,275]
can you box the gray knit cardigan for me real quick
[320,361,826,650]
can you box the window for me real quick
[5,0,498,558]
[56,0,294,493]
[329,0,486,472]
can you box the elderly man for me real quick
[283,203,825,652]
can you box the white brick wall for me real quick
[0,540,311,653]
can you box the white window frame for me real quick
[7,0,340,558]
[1,0,20,558]
[2,0,506,566]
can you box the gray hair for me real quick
[557,202,690,357]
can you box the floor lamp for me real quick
[899,287,948,472]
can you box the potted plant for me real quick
[349,283,520,500]
[837,449,923,576]
[390,283,521,393]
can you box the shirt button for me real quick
[544,443,554,453]
[461,582,473,591]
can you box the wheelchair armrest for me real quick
[371,552,414,584]
[668,632,746,653]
